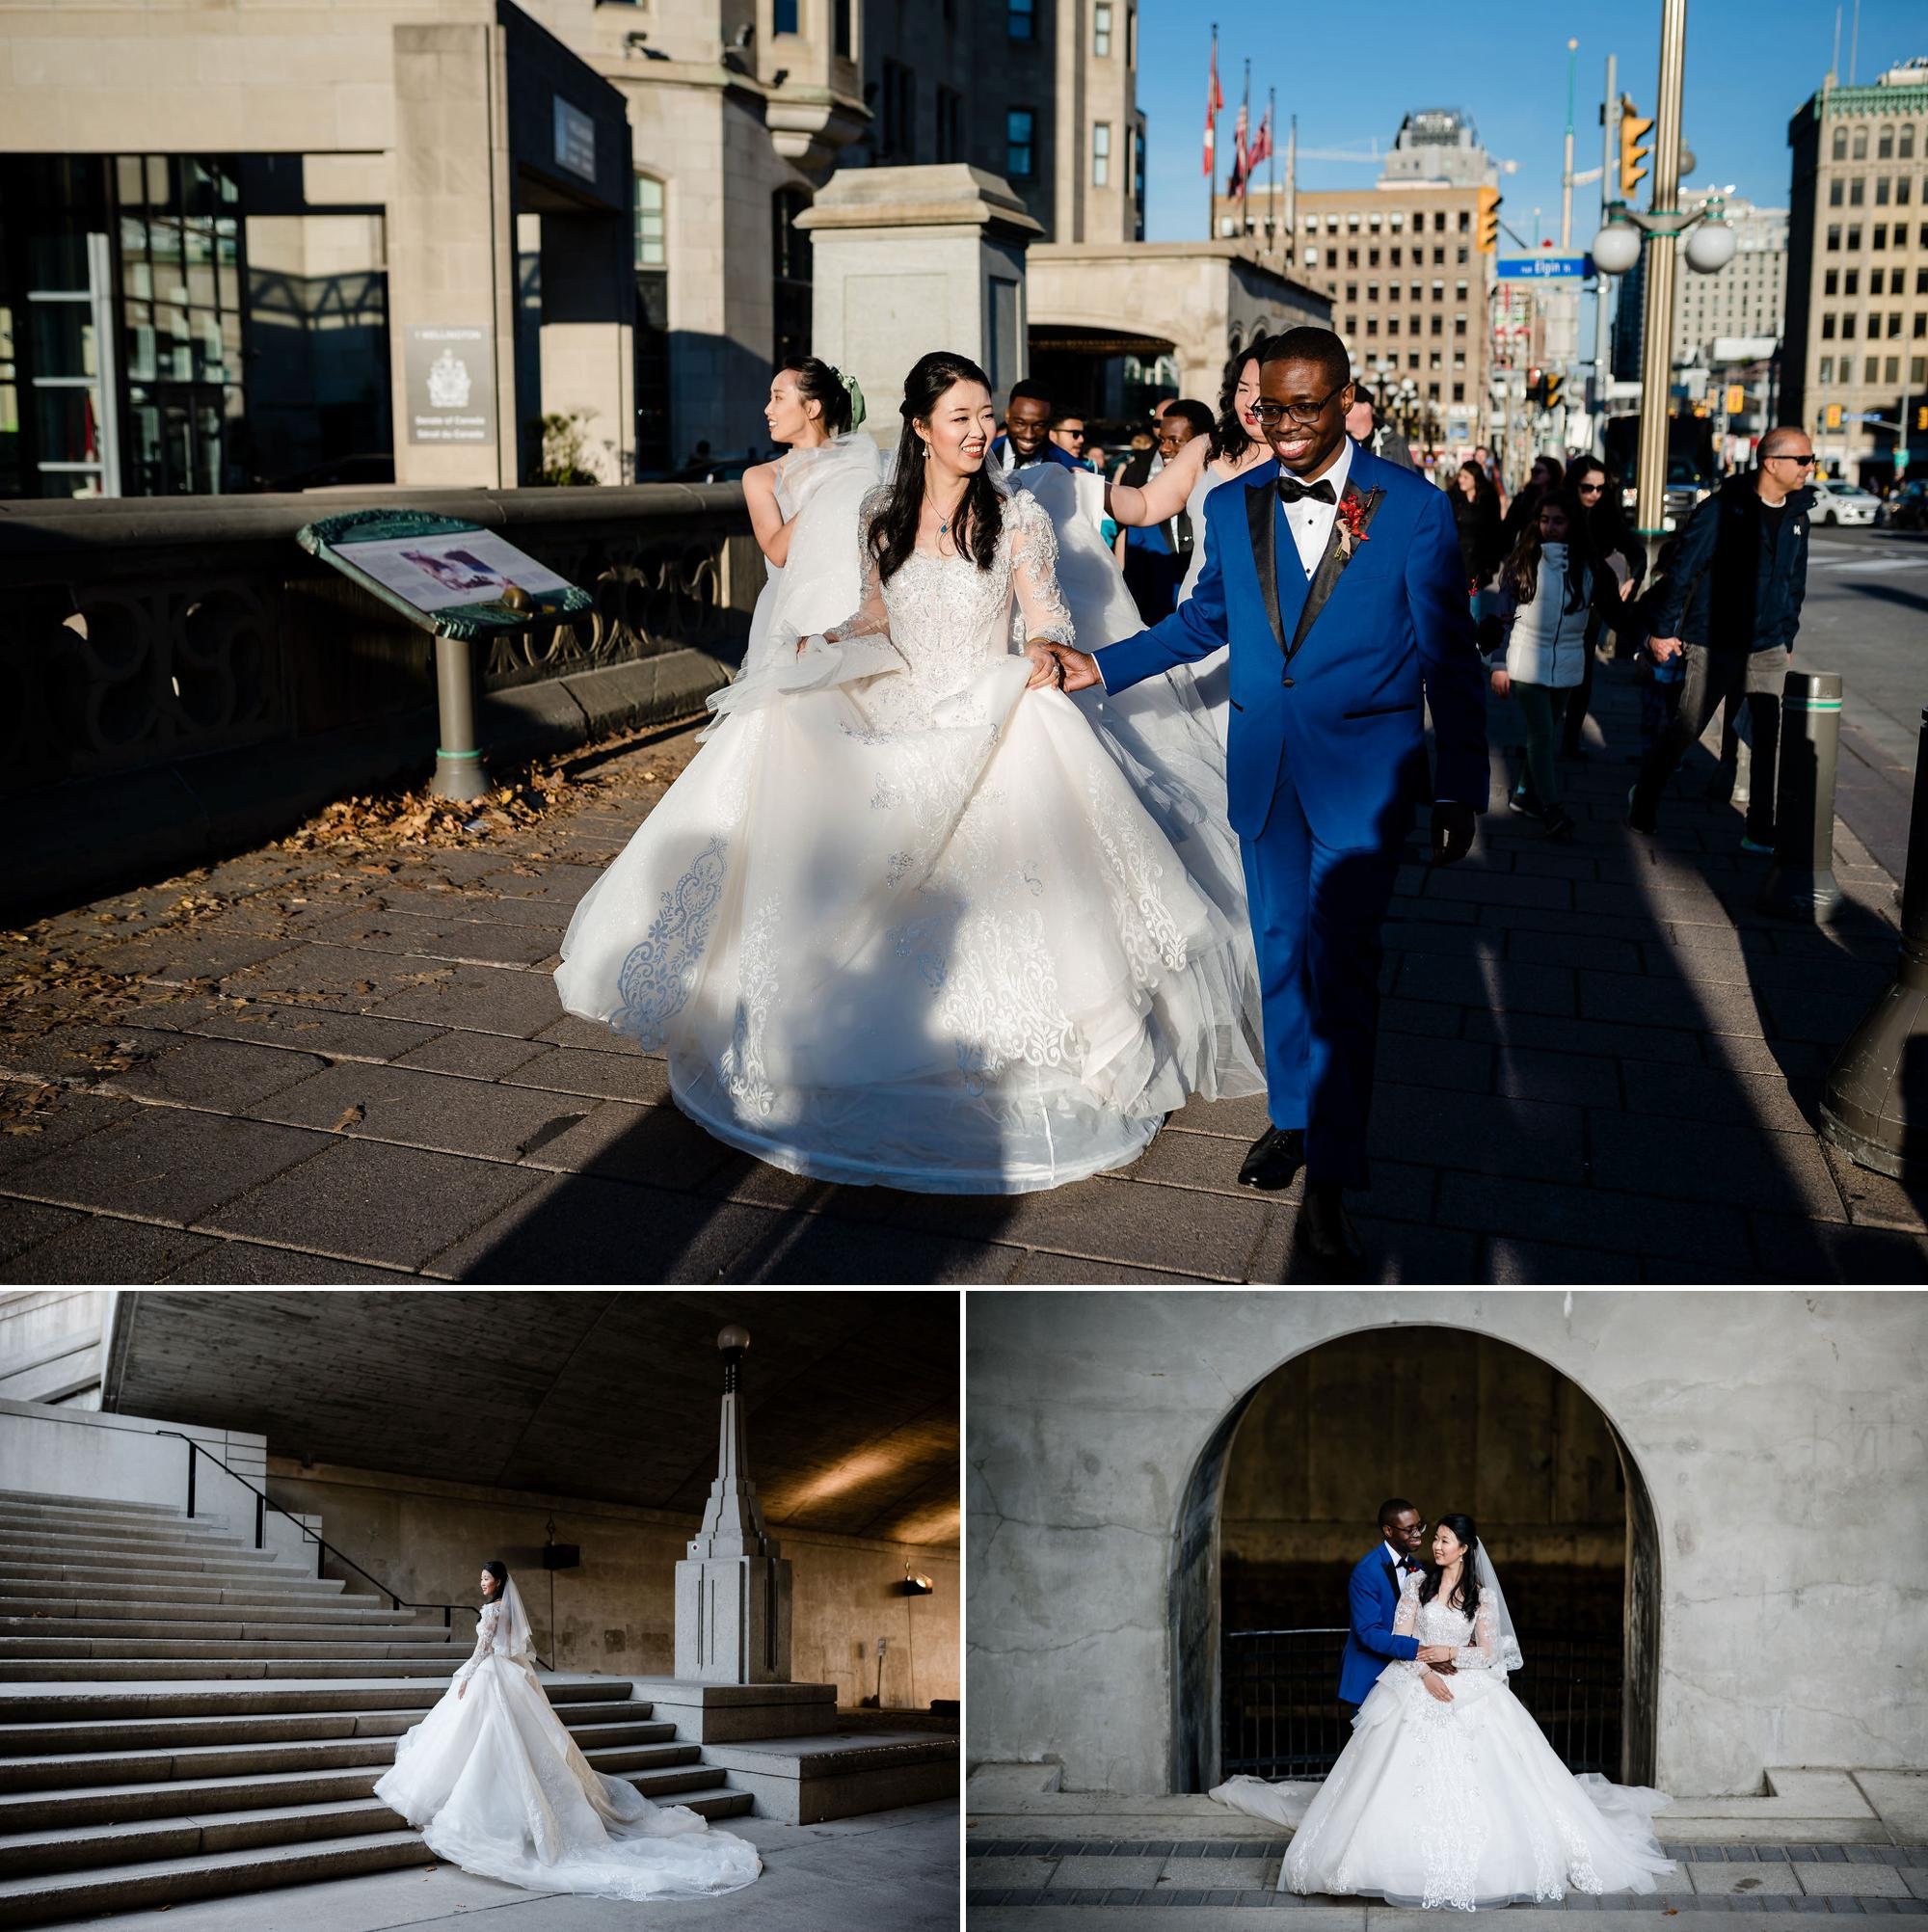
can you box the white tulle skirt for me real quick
[1212,1667,1674,1910]
[373,1660,760,1901]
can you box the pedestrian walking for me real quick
[1486,488,1602,844]
[1626,427,1816,848]
[1500,453,1565,552]
[1344,384,1416,471]
[1450,460,1505,599]
[1560,459,1646,761]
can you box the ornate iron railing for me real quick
[1221,1626,1623,1784]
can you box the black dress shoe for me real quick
[1239,1124,1305,1191]
[1296,1181,1365,1268]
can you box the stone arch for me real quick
[1166,1323,1660,1795]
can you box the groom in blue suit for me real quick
[1339,1497,1442,1714]
[1049,328,1488,1267]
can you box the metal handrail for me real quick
[148,1430,478,1633]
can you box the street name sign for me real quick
[1497,255,1592,282]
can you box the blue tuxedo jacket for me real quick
[1093,446,1488,845]
[1338,1543,1421,1705]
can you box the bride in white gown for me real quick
[1212,1516,1674,1911]
[373,1565,760,1900]
[554,348,1263,1193]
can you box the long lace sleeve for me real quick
[1454,1597,1500,1670]
[1392,1570,1429,1678]
[824,486,894,642]
[457,1602,498,1684]
[1005,490,1076,648]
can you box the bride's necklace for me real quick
[926,482,965,545]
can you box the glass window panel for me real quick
[145,156,172,207]
[117,156,147,205]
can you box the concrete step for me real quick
[0,1514,254,1554]
[0,1543,306,1583]
[0,1718,679,1792]
[0,1659,461,1682]
[0,1619,455,1646]
[0,1741,701,1833]
[0,1694,654,1758]
[0,1679,630,1729]
[0,1575,357,1609]
[0,1489,207,1524]
[0,1636,460,1663]
[0,1597,416,1626]
[0,1772,747,1878]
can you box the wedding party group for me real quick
[551,326,1493,1275]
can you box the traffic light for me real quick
[1525,366,1544,407]
[1726,384,1746,415]
[1476,185,1503,255]
[1619,97,1654,201]
[1916,404,1928,431]
[1544,374,1564,413]
[1825,403,1843,430]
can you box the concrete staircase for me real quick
[0,1489,752,1926]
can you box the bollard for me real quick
[431,634,492,803]
[1757,669,1844,922]
[1820,704,1928,1178]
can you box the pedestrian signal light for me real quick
[1619,98,1654,201]
[1476,185,1503,255]
[1726,384,1746,415]
[1825,404,1843,430]
[1916,404,1928,431]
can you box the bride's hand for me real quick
[1023,641,1064,690]
[1421,1671,1454,1704]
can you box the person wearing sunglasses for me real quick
[1559,460,1645,762]
[1036,326,1488,1273]
[1628,427,1815,849]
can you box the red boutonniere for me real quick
[1335,492,1373,560]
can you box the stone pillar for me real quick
[674,1324,793,1684]
[796,165,1044,445]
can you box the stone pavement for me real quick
[965,1770,1928,1923]
[61,1797,957,1931]
[1,661,1924,1285]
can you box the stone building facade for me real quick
[1214,111,1497,448]
[967,1291,1927,1801]
[1783,58,1928,482]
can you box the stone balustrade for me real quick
[0,485,757,914]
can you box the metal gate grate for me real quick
[1221,1627,1624,1783]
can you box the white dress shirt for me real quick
[1279,434,1353,578]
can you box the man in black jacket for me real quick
[1626,428,1816,847]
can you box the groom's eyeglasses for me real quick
[1251,385,1348,428]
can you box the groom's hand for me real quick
[1416,1645,1458,1664]
[1431,802,1475,866]
[1046,644,1103,693]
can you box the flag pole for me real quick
[1285,113,1298,262]
[1206,22,1219,239]
[1268,86,1279,258]
[1240,56,1251,227]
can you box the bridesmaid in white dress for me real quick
[1212,1516,1674,1911]
[553,350,1263,1194]
[374,1565,760,1901]
[1106,349,1272,739]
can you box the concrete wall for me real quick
[269,1460,959,1708]
[0,1292,111,1408]
[966,1291,1928,1799]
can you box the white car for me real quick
[1810,479,1879,526]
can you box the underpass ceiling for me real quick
[107,1291,959,1546]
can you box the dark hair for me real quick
[481,1560,509,1606]
[868,350,1004,583]
[1501,484,1594,612]
[779,356,852,437]
[1377,1497,1416,1531]
[1530,452,1566,489]
[1258,325,1352,392]
[1006,378,1053,411]
[1163,399,1216,442]
[1457,459,1500,513]
[1209,348,1261,463]
[1352,383,1378,411]
[1418,1513,1483,1621]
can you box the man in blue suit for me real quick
[1047,327,1488,1268]
[990,380,1084,475]
[1339,1498,1453,1716]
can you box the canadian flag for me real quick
[1203,36,1223,177]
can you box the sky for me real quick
[1138,0,1926,248]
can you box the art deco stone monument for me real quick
[674,1323,793,1683]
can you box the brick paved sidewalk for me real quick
[1,660,1923,1284]
[965,1839,1928,1914]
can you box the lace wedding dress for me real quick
[372,1582,760,1900]
[553,480,1263,1192]
[1213,1569,1673,1910]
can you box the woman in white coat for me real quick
[1486,488,1606,843]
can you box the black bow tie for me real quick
[1278,476,1337,506]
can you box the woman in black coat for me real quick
[1560,458,1646,758]
[1450,460,1505,594]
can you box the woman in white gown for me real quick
[554,349,1263,1193]
[1106,350,1271,740]
[373,1565,760,1901]
[1212,1516,1674,1911]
